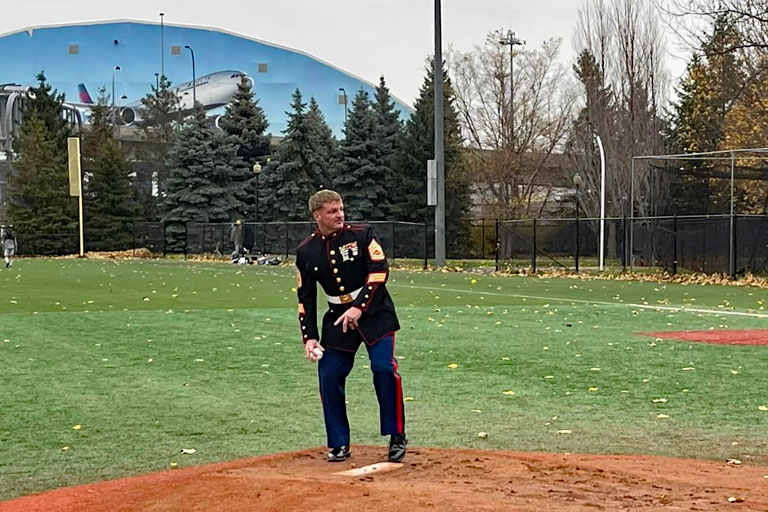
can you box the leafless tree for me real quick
[448,35,576,219]
[570,0,669,221]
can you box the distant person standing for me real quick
[230,219,244,256]
[2,227,17,268]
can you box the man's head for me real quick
[309,190,344,235]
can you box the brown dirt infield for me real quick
[2,446,767,511]
[639,329,768,346]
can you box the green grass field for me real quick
[1,258,767,501]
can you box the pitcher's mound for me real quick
[639,329,768,346]
[2,446,767,512]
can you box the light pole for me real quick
[159,13,165,78]
[253,162,262,222]
[185,45,196,106]
[338,88,348,130]
[499,30,525,149]
[595,134,606,271]
[154,72,159,91]
[573,173,583,273]
[117,94,127,145]
[111,65,121,128]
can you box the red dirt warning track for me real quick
[1,446,767,511]
[639,329,768,346]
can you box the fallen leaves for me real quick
[447,363,459,370]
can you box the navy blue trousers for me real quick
[317,333,405,448]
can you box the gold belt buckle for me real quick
[339,293,353,304]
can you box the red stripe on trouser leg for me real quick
[391,334,404,433]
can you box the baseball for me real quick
[312,347,324,360]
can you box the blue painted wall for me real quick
[0,21,411,137]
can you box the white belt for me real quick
[326,287,363,304]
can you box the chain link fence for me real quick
[11,215,768,276]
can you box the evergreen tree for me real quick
[372,76,403,218]
[333,89,387,219]
[668,16,745,214]
[392,62,472,255]
[218,75,272,220]
[260,89,328,221]
[82,88,140,250]
[8,73,77,241]
[8,115,77,238]
[305,97,337,189]
[161,107,244,250]
[138,75,180,220]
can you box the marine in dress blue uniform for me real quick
[296,191,406,462]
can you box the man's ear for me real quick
[312,210,319,222]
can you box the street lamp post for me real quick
[154,72,159,91]
[338,88,348,130]
[117,94,127,145]
[499,30,525,149]
[253,162,262,222]
[573,173,583,273]
[111,65,121,128]
[159,13,165,78]
[184,45,196,106]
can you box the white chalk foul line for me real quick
[389,284,768,319]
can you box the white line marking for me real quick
[389,284,768,319]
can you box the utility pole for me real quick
[499,30,525,148]
[434,0,446,266]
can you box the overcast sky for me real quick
[0,1,689,106]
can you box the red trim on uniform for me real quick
[391,333,404,434]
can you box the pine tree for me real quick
[305,97,337,190]
[161,107,244,250]
[392,63,472,255]
[333,89,387,220]
[218,75,272,220]
[138,75,180,220]
[8,115,77,239]
[82,88,140,250]
[668,16,746,214]
[372,76,403,218]
[7,73,77,243]
[260,89,328,221]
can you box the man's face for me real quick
[313,200,345,234]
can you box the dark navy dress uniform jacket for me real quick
[296,223,400,351]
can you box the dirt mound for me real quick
[2,446,766,511]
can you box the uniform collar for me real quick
[316,225,346,241]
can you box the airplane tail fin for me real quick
[77,83,94,104]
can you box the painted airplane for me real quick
[72,70,252,126]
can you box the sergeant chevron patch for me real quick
[368,239,385,261]
[367,272,387,284]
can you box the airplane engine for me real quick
[120,107,142,126]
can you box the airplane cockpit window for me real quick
[230,73,242,78]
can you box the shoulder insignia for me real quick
[346,222,368,231]
[368,238,385,261]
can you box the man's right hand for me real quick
[304,339,323,361]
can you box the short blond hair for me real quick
[309,189,342,213]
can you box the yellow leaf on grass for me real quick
[656,414,669,419]
[588,387,599,392]
[72,425,82,430]
[447,363,458,369]
[477,432,488,439]
[503,390,515,396]
[404,397,415,401]
[758,405,768,411]
[557,430,572,434]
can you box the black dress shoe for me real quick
[388,433,407,462]
[327,445,351,462]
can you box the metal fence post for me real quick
[423,222,428,269]
[285,222,289,260]
[494,219,499,272]
[532,218,537,274]
[732,214,738,278]
[575,212,580,273]
[481,219,486,259]
[391,221,396,260]
[162,221,167,257]
[672,214,678,276]
[184,222,188,260]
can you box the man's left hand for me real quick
[334,307,362,333]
